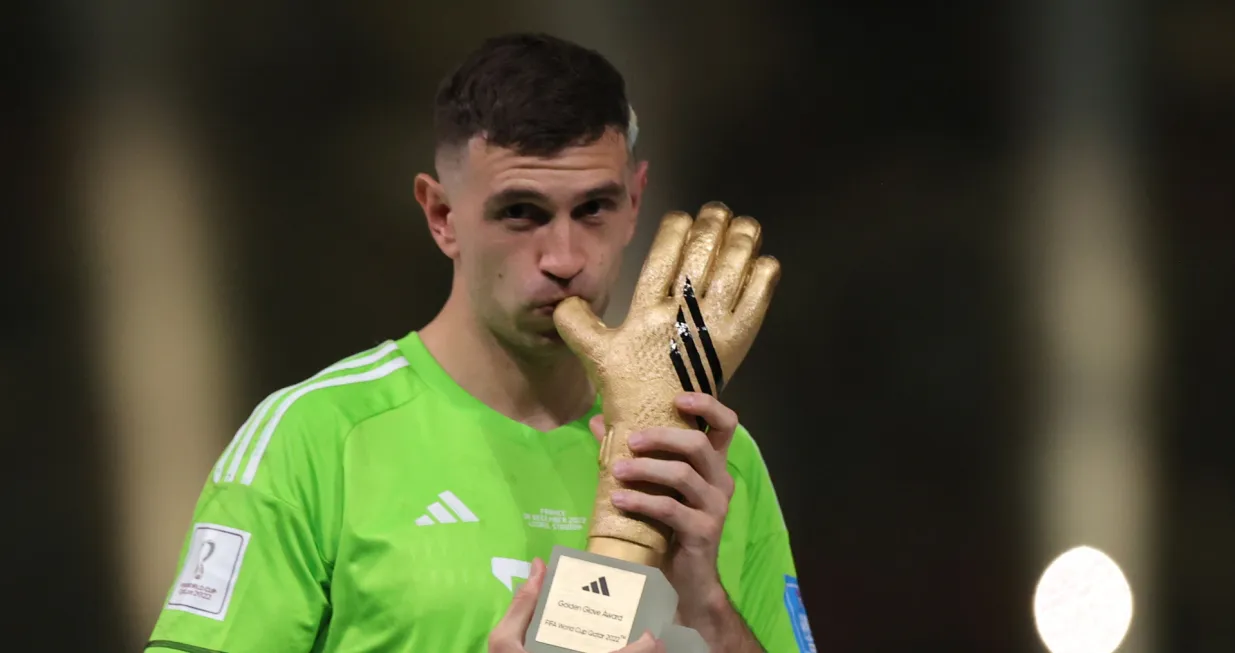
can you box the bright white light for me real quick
[1034,546,1133,653]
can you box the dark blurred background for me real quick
[6,0,1233,652]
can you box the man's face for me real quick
[436,130,646,351]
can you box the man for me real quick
[146,33,814,653]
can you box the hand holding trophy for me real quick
[522,202,781,653]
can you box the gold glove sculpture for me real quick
[525,202,779,653]
[553,201,781,569]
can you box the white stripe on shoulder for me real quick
[213,393,275,482]
[239,356,410,485]
[220,341,400,483]
[330,341,401,372]
[223,390,281,482]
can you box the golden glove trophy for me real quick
[524,203,781,653]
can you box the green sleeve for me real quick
[730,426,817,653]
[146,485,329,652]
[146,390,344,653]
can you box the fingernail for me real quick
[678,394,696,408]
[612,460,630,476]
[627,433,645,448]
[612,491,630,507]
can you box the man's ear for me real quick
[625,159,650,245]
[414,173,459,259]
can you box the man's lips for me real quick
[532,296,585,316]
[532,299,566,315]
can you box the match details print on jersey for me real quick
[524,507,588,531]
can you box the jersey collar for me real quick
[396,330,603,438]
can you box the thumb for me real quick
[494,558,547,641]
[588,414,606,444]
[553,297,608,362]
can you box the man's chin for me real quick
[513,316,568,347]
[539,330,565,345]
[523,322,564,343]
[511,329,572,362]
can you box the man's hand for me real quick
[488,557,666,653]
[589,392,737,621]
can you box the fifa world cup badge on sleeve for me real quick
[784,575,817,653]
[524,203,781,653]
[166,523,251,621]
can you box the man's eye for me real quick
[574,199,615,219]
[502,204,532,219]
[497,204,550,227]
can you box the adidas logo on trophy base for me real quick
[581,576,610,596]
[525,545,707,652]
[414,491,478,526]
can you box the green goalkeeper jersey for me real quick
[146,332,815,653]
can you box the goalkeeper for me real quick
[146,32,814,653]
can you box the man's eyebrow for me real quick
[482,182,628,215]
[578,181,627,203]
[482,188,551,215]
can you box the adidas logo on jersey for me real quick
[414,490,478,526]
[581,576,611,596]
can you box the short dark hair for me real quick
[433,33,633,158]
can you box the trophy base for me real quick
[524,545,708,653]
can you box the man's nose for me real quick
[538,218,586,283]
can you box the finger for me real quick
[588,414,606,444]
[707,216,762,311]
[630,211,693,310]
[620,631,666,652]
[492,557,547,643]
[627,425,731,488]
[613,457,715,510]
[611,489,716,542]
[675,394,739,454]
[553,297,608,362]
[674,202,732,297]
[733,255,782,331]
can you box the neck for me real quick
[419,293,596,431]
